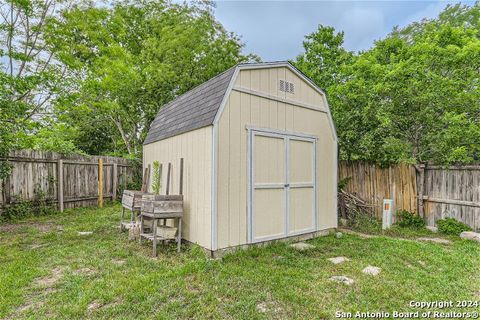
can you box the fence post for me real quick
[98,158,103,208]
[415,164,425,218]
[3,176,11,206]
[112,163,117,201]
[57,159,64,212]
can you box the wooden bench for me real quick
[139,194,184,255]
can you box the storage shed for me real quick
[143,61,338,255]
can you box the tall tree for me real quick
[48,1,255,156]
[293,25,353,93]
[293,25,359,162]
[295,3,480,165]
[0,0,70,179]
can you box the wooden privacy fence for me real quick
[339,161,480,231]
[0,150,138,213]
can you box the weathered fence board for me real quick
[339,161,480,231]
[421,166,480,231]
[0,150,137,213]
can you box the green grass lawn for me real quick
[1,204,479,319]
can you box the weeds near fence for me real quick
[116,157,143,200]
[1,185,56,222]
[437,218,472,236]
[345,209,382,233]
[396,210,425,228]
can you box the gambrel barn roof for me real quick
[144,67,236,144]
[144,61,335,145]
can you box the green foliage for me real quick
[1,0,72,174]
[151,161,162,195]
[47,1,256,156]
[1,185,56,222]
[292,25,353,93]
[116,158,143,199]
[337,177,351,191]
[437,217,472,236]
[396,210,425,228]
[116,180,143,201]
[295,3,480,165]
[428,113,480,164]
[1,1,255,159]
[0,161,13,182]
[20,121,80,155]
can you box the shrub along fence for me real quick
[0,150,139,217]
[339,161,480,231]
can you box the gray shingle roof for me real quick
[144,66,237,145]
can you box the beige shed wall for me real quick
[143,125,213,250]
[216,67,337,249]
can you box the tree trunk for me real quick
[110,115,132,154]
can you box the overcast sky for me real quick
[213,0,475,61]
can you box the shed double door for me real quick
[249,129,316,243]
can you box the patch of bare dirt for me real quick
[112,259,126,266]
[17,300,44,313]
[338,228,376,239]
[103,298,122,309]
[256,301,283,314]
[7,267,61,319]
[34,223,56,233]
[8,299,45,319]
[87,298,122,313]
[29,243,48,250]
[187,283,201,294]
[87,301,103,312]
[0,221,60,233]
[417,237,452,245]
[185,275,202,294]
[255,293,285,316]
[0,223,24,233]
[75,267,97,276]
[35,267,63,287]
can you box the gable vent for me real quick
[279,80,295,94]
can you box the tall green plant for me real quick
[152,161,162,195]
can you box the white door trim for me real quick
[247,127,317,244]
[288,135,317,236]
